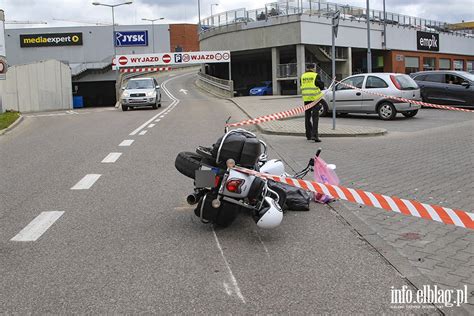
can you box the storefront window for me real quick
[405,56,419,74]
[423,57,436,70]
[439,59,451,70]
[453,60,464,71]
[468,61,474,72]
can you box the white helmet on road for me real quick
[256,197,283,229]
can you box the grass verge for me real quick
[0,111,20,130]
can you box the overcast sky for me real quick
[1,0,472,28]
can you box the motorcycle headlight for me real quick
[147,91,156,97]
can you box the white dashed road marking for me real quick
[101,152,122,163]
[154,119,161,123]
[148,124,155,128]
[119,139,134,147]
[139,130,147,136]
[71,174,102,190]
[11,211,64,242]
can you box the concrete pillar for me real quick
[296,44,305,95]
[347,47,352,77]
[271,47,281,95]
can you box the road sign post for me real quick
[331,11,340,130]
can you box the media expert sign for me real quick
[20,33,83,48]
[113,51,231,68]
[417,31,439,52]
[115,31,148,47]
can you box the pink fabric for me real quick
[313,156,339,203]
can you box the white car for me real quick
[121,77,162,111]
[320,73,421,120]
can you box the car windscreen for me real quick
[126,80,155,89]
[394,75,418,90]
[459,72,474,82]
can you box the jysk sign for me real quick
[20,33,83,47]
[115,31,148,47]
[417,31,439,52]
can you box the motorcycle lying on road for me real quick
[175,122,330,229]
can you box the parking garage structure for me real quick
[199,1,474,96]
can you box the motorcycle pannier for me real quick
[211,131,261,168]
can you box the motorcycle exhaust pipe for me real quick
[187,194,200,205]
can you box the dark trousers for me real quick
[304,101,321,140]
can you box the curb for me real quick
[261,128,387,137]
[0,114,24,136]
[227,98,387,137]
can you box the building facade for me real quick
[199,1,474,95]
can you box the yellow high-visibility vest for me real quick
[300,71,323,102]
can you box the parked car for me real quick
[249,81,273,96]
[410,71,474,108]
[121,77,162,111]
[320,73,421,120]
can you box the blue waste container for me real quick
[73,96,84,109]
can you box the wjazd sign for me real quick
[20,33,83,47]
[115,31,148,47]
[417,31,439,52]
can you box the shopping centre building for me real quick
[5,23,198,106]
[199,0,474,95]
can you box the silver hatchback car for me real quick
[320,73,421,120]
[121,77,162,111]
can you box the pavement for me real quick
[230,95,387,137]
[1,70,472,314]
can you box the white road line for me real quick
[101,152,122,163]
[148,123,156,128]
[212,228,246,303]
[11,211,64,242]
[154,119,161,123]
[139,130,147,136]
[128,72,189,136]
[71,174,101,190]
[160,115,165,118]
[119,139,134,146]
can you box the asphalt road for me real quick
[0,70,419,313]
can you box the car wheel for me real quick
[377,102,397,120]
[402,110,418,118]
[121,104,128,111]
[175,151,203,179]
[318,101,329,117]
[158,94,162,107]
[152,101,158,109]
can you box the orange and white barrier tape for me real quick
[226,95,324,127]
[120,67,172,73]
[337,80,474,113]
[234,166,474,230]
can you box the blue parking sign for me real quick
[115,31,148,47]
[174,54,182,63]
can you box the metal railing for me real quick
[200,0,474,37]
[276,62,332,87]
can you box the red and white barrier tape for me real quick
[226,95,324,127]
[337,80,474,113]
[234,166,474,230]
[120,67,172,73]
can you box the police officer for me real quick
[300,65,324,142]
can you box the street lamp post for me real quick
[366,0,372,73]
[197,0,201,32]
[211,3,218,16]
[142,17,164,53]
[92,1,133,105]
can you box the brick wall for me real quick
[169,24,200,52]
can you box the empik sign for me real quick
[115,31,148,47]
[417,31,439,52]
[113,51,231,69]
